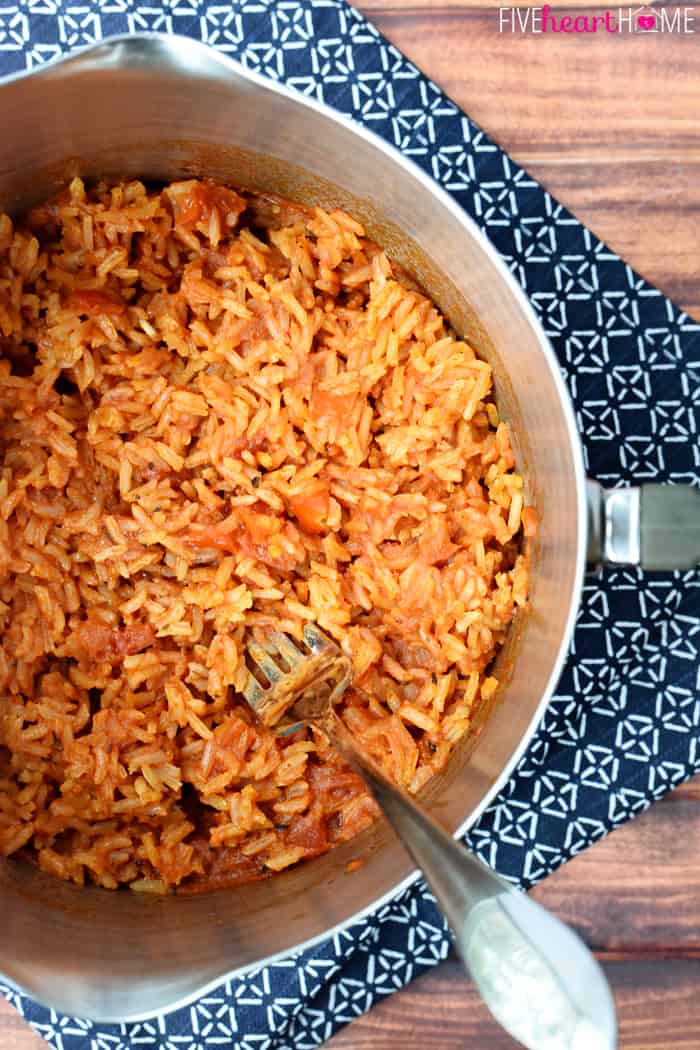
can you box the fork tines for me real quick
[242,625,351,729]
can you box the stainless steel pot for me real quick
[0,33,696,1024]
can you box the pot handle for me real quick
[586,480,700,570]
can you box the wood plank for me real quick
[529,797,700,951]
[671,778,700,802]
[327,956,700,1049]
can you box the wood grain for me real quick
[673,779,700,802]
[529,798,700,952]
[327,957,700,1049]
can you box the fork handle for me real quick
[328,715,616,1050]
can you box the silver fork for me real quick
[243,627,616,1050]
[243,624,352,730]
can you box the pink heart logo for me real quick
[638,13,656,28]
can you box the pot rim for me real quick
[0,32,588,1020]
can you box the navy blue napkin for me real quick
[1,2,699,1046]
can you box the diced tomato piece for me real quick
[284,806,328,854]
[174,181,246,231]
[308,763,364,803]
[178,842,269,893]
[187,509,301,572]
[72,618,155,662]
[66,289,127,319]
[237,506,282,543]
[187,523,238,553]
[212,716,257,762]
[311,387,352,425]
[418,517,458,566]
[288,482,330,535]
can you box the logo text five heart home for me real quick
[498,6,696,33]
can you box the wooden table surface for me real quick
[3,3,700,1048]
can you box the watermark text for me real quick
[498,6,696,33]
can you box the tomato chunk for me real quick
[172,181,246,231]
[66,289,126,319]
[311,387,352,426]
[288,482,330,535]
[72,618,155,662]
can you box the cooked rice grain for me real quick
[0,177,530,892]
